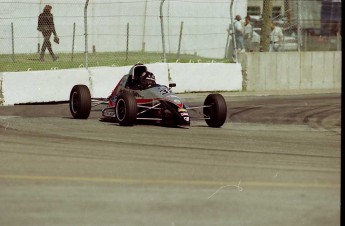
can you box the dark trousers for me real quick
[40,31,55,59]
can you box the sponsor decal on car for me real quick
[166,95,179,98]
[174,99,181,104]
[159,86,172,95]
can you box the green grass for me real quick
[0,52,231,72]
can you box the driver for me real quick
[139,71,156,89]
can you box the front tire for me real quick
[203,94,227,128]
[69,85,91,119]
[116,92,137,126]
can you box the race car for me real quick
[69,63,227,127]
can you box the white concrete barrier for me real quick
[0,63,241,105]
[246,51,342,91]
[1,50,340,106]
[168,63,242,93]
[1,69,90,105]
[88,66,132,99]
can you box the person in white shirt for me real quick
[270,21,284,52]
[243,15,253,52]
[234,15,244,52]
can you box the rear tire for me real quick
[116,92,137,126]
[203,94,227,128]
[69,85,91,119]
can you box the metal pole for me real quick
[336,31,341,50]
[84,0,90,69]
[11,22,15,62]
[297,0,301,52]
[177,21,183,59]
[38,0,43,53]
[304,31,307,51]
[126,23,129,61]
[71,22,76,61]
[230,0,237,62]
[224,23,231,59]
[160,0,166,63]
[142,0,148,52]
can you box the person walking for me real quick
[269,21,284,52]
[243,15,253,52]
[37,5,59,61]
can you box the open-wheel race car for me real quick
[69,63,227,128]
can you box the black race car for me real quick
[69,63,227,127]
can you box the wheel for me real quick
[69,85,91,119]
[162,109,176,127]
[116,92,137,126]
[203,94,227,128]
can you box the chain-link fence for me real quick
[0,0,342,72]
[1,0,244,72]
[250,0,342,52]
[287,0,342,52]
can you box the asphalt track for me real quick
[0,92,341,226]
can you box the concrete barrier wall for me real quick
[1,69,90,105]
[167,63,242,93]
[1,51,339,106]
[246,51,342,91]
[0,63,242,105]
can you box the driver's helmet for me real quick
[140,71,156,87]
[129,63,147,82]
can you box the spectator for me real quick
[269,21,284,52]
[234,15,244,52]
[37,5,59,61]
[244,15,253,52]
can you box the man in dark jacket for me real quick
[37,5,59,61]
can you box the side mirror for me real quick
[169,83,176,88]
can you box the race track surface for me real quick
[0,93,341,226]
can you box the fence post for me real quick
[337,31,341,50]
[224,23,231,59]
[297,0,301,52]
[304,31,308,51]
[176,21,183,59]
[11,22,15,62]
[84,0,90,69]
[71,22,76,61]
[160,0,166,63]
[126,23,129,61]
[142,0,148,52]
[229,0,238,61]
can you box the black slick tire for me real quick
[69,85,91,119]
[116,92,137,126]
[203,94,227,128]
